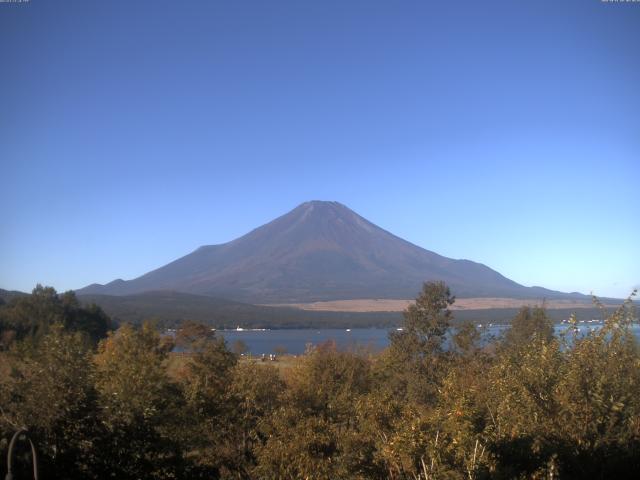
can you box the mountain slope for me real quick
[0,288,29,303]
[77,201,581,302]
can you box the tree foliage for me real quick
[503,304,554,349]
[1,285,639,479]
[0,285,111,349]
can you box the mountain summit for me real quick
[77,201,573,302]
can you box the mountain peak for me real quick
[300,200,344,207]
[293,200,352,217]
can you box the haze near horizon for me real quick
[1,0,638,298]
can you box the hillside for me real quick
[77,291,401,329]
[2,288,618,329]
[0,288,28,303]
[77,290,617,329]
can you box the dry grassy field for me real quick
[165,352,300,380]
[266,297,615,313]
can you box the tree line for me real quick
[1,283,639,479]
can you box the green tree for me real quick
[0,285,111,347]
[59,291,112,343]
[503,305,554,349]
[381,281,455,406]
[391,281,455,356]
[0,324,103,479]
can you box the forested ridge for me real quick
[1,283,638,479]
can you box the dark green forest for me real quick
[1,283,639,479]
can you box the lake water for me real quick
[216,322,640,355]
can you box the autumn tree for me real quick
[178,323,238,477]
[232,339,249,356]
[226,362,285,476]
[255,345,375,480]
[174,319,216,352]
[92,322,186,479]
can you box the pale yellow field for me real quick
[265,297,612,312]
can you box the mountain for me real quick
[77,201,584,303]
[0,288,28,303]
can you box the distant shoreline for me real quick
[264,297,622,313]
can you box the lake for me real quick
[216,322,640,355]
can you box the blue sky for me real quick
[1,0,638,298]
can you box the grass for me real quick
[165,352,300,380]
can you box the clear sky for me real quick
[1,0,638,299]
